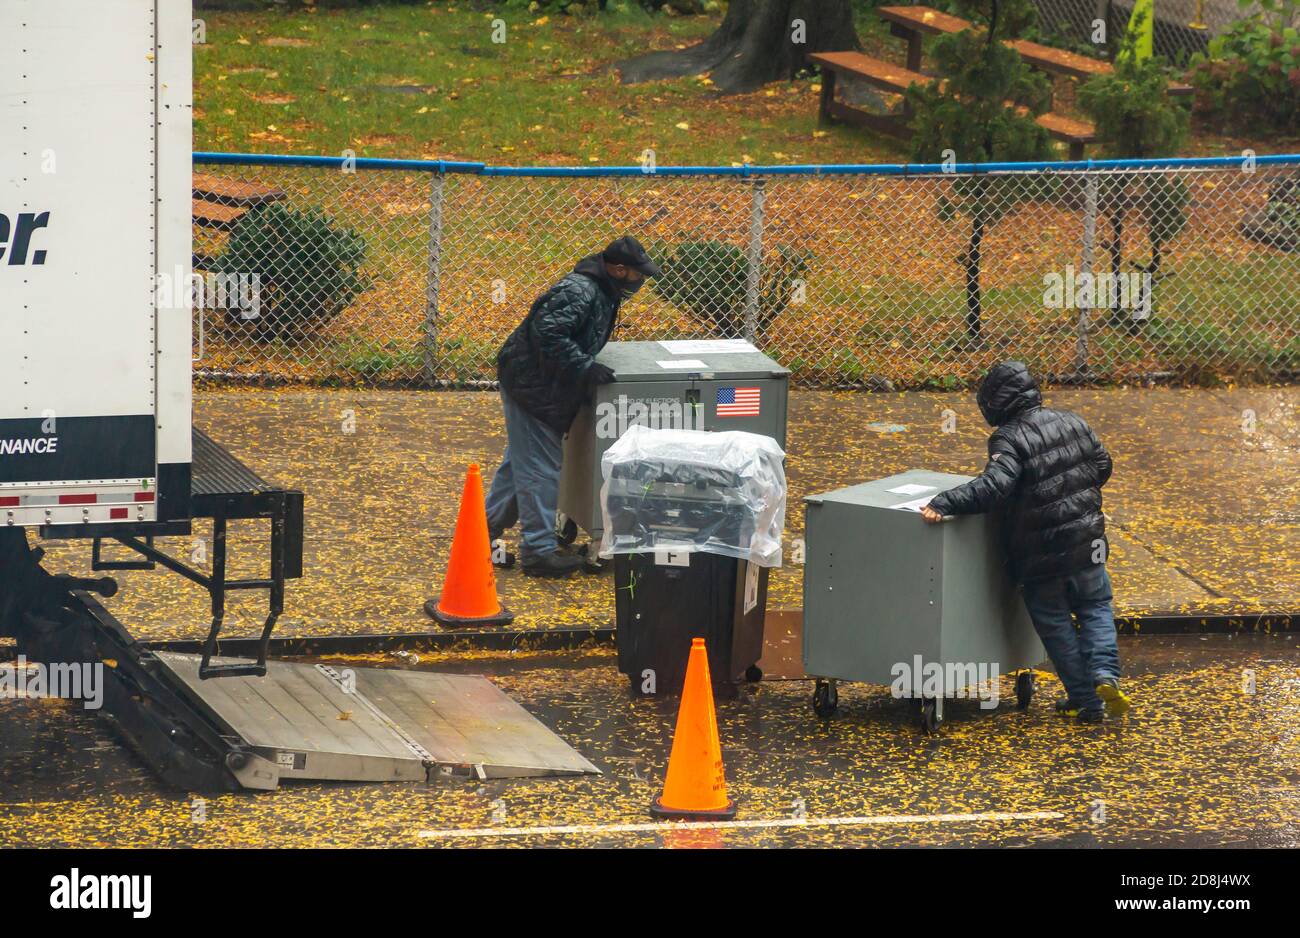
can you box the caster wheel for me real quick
[812,679,838,718]
[557,517,579,548]
[1015,670,1036,711]
[745,665,763,683]
[919,697,941,734]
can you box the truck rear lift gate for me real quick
[154,653,601,790]
[7,581,599,791]
[86,427,305,680]
[7,581,268,792]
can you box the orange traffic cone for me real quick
[423,464,514,628]
[650,638,736,820]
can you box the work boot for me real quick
[489,537,516,569]
[1054,697,1082,717]
[521,551,586,579]
[1076,707,1104,724]
[560,541,608,573]
[1095,677,1131,717]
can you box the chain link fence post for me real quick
[422,170,445,388]
[743,177,766,342]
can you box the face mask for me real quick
[616,276,644,300]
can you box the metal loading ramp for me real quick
[154,653,601,790]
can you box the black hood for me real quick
[573,253,621,301]
[977,361,1042,426]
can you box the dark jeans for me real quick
[484,391,564,560]
[1021,565,1120,713]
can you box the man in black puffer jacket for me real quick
[487,236,660,579]
[920,361,1130,723]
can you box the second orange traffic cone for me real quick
[650,638,736,820]
[423,464,514,628]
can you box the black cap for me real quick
[602,235,661,278]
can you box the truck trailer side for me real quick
[0,1,305,789]
[1,0,193,526]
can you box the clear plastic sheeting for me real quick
[598,425,787,567]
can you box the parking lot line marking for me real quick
[417,810,1064,841]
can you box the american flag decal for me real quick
[716,386,760,417]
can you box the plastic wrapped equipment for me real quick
[598,425,787,567]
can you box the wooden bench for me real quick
[811,51,1097,159]
[192,173,287,266]
[194,172,287,209]
[878,4,969,71]
[877,5,1193,96]
[191,198,249,231]
[192,173,286,228]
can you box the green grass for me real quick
[194,3,907,167]
[193,3,1299,167]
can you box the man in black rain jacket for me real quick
[487,236,660,579]
[921,361,1129,722]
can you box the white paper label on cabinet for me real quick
[744,562,759,614]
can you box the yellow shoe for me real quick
[1096,679,1131,717]
[1054,697,1081,716]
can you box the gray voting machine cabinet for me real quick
[802,470,1046,733]
[558,339,789,544]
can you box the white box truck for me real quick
[0,0,308,787]
[0,0,306,680]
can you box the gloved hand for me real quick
[583,361,616,390]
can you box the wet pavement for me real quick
[4,385,1297,847]
[1,635,1297,847]
[29,385,1300,644]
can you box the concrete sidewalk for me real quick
[35,386,1300,643]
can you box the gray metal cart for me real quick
[558,339,789,545]
[802,470,1046,733]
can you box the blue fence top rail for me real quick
[193,150,1300,176]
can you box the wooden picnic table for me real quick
[191,198,249,231]
[877,5,1193,94]
[191,173,287,266]
[878,4,969,72]
[192,173,286,231]
[810,50,1098,157]
[193,172,286,209]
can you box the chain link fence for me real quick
[191,153,1300,390]
[1030,0,1300,65]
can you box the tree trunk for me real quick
[618,0,859,94]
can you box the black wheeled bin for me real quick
[614,551,768,696]
[599,425,787,697]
